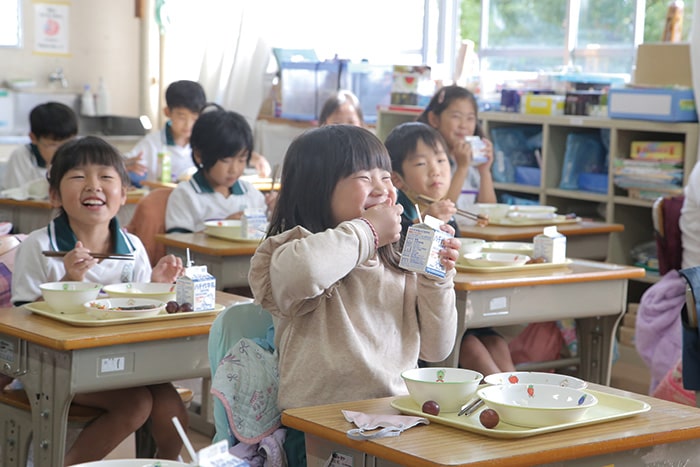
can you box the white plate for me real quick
[481,242,534,255]
[204,227,263,243]
[456,258,573,273]
[460,252,530,268]
[84,298,165,319]
[506,211,558,221]
[508,205,557,213]
[483,371,587,389]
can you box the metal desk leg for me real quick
[576,313,623,385]
[22,344,73,467]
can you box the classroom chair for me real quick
[207,302,273,446]
[653,194,684,275]
[125,187,174,267]
[679,265,700,408]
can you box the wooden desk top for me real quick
[453,259,646,291]
[0,189,145,208]
[0,291,248,351]
[155,232,259,255]
[459,220,624,242]
[283,385,700,466]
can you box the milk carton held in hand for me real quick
[399,215,452,278]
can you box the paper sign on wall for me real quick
[34,3,69,55]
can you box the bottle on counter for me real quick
[95,77,111,116]
[157,148,172,183]
[80,84,95,117]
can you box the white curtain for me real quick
[161,0,272,128]
[196,1,272,127]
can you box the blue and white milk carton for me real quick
[399,215,452,278]
[241,208,267,240]
[176,265,216,311]
[533,226,567,263]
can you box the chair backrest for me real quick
[208,302,273,446]
[125,187,174,267]
[653,195,684,275]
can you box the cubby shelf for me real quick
[376,108,699,272]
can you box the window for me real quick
[0,0,21,48]
[461,0,694,79]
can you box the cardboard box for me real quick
[533,226,567,263]
[608,87,697,122]
[631,141,684,162]
[399,215,451,278]
[634,42,692,88]
[176,265,216,312]
[523,94,565,115]
[391,65,434,107]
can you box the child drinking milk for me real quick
[385,121,515,378]
[417,85,497,210]
[248,124,460,463]
[10,136,187,464]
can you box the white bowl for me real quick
[39,281,103,314]
[204,220,241,240]
[477,383,597,428]
[401,367,483,413]
[103,282,176,302]
[483,371,587,390]
[458,238,486,256]
[84,298,165,320]
[70,460,191,467]
[481,242,535,255]
[462,252,530,267]
[475,203,511,222]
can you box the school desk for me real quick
[155,232,258,289]
[282,385,700,466]
[450,259,645,385]
[458,220,624,261]
[0,190,145,234]
[0,290,249,467]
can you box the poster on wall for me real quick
[34,2,69,55]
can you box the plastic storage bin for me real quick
[514,166,541,186]
[346,63,393,124]
[279,60,348,121]
[578,173,609,194]
[608,87,697,122]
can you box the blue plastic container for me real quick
[578,173,609,194]
[514,166,541,186]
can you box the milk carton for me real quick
[534,226,567,263]
[176,265,216,311]
[241,208,267,239]
[399,215,452,278]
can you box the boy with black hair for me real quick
[2,101,78,190]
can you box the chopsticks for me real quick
[42,251,134,261]
[458,397,484,416]
[417,195,489,223]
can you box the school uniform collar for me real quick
[47,212,136,254]
[396,189,419,222]
[29,144,47,168]
[189,170,245,195]
[165,121,175,146]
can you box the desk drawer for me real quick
[71,335,210,393]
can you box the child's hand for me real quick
[451,138,473,169]
[425,199,457,224]
[362,200,404,247]
[61,241,98,281]
[439,233,461,272]
[476,138,495,173]
[152,254,184,283]
[226,211,244,220]
[249,151,272,178]
[125,151,147,176]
